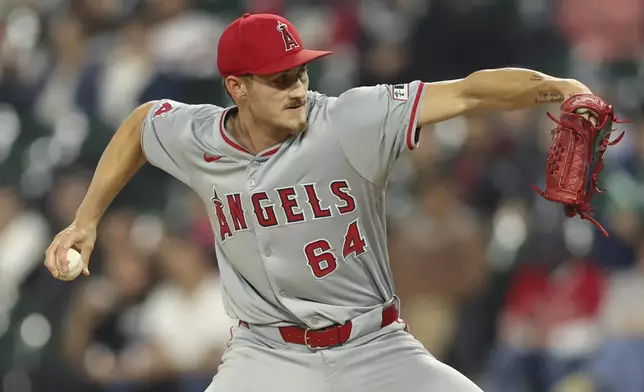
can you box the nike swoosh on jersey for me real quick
[203,153,223,162]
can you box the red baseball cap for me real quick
[217,13,332,77]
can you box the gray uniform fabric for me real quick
[140,81,483,391]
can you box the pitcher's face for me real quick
[243,65,310,134]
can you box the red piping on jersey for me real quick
[219,109,249,154]
[406,83,425,150]
[260,147,280,157]
[219,108,279,157]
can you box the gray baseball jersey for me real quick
[141,81,426,328]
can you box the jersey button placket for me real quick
[247,160,259,188]
[246,160,286,308]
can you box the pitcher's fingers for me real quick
[575,108,599,126]
[55,234,80,273]
[44,237,61,278]
[582,113,598,126]
[80,244,93,276]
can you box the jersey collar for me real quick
[219,107,282,158]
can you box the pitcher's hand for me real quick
[45,222,96,279]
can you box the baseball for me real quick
[57,248,84,281]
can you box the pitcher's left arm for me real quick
[417,67,592,126]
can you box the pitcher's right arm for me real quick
[44,101,154,279]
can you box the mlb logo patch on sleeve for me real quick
[392,84,409,101]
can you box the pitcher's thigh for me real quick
[204,330,327,392]
[333,329,484,392]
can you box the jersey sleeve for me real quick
[330,81,426,185]
[141,99,197,186]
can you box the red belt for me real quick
[240,304,400,350]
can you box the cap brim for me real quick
[251,49,333,75]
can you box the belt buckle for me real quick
[303,327,328,351]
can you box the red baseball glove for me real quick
[532,94,626,237]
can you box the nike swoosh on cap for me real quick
[203,153,223,162]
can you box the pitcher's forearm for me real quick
[462,68,592,111]
[74,102,154,228]
[419,68,594,126]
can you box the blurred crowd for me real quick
[1,0,644,392]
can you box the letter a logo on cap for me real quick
[277,21,299,51]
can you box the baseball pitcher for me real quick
[44,12,622,392]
